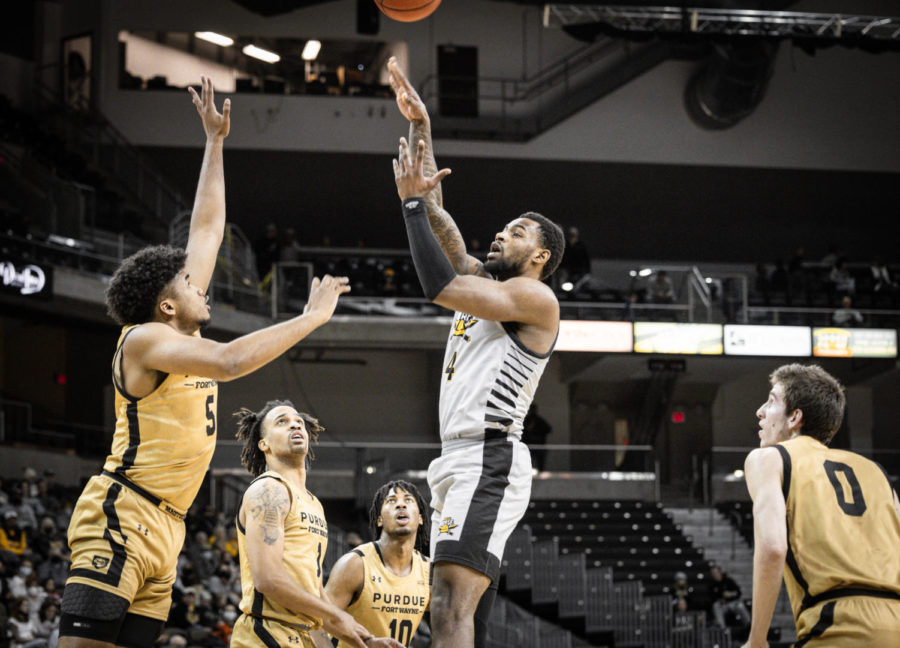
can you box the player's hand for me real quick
[387,56,428,123]
[322,610,372,648]
[740,641,768,648]
[189,75,231,141]
[303,275,351,324]
[365,638,405,648]
[393,138,451,201]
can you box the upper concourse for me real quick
[41,0,900,172]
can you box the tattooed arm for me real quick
[239,478,377,648]
[388,57,486,277]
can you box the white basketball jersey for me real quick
[439,312,553,443]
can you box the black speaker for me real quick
[437,45,478,118]
[357,0,380,35]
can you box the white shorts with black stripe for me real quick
[427,436,532,583]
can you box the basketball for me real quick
[374,0,441,22]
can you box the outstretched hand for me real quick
[393,138,451,201]
[303,275,351,325]
[387,56,428,123]
[188,75,231,141]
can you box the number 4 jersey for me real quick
[439,313,553,443]
[339,541,429,647]
[775,435,900,625]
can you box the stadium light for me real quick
[194,31,234,47]
[242,44,280,63]
[302,40,322,61]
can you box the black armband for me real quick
[402,198,456,301]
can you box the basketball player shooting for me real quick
[388,57,565,648]
[58,77,350,648]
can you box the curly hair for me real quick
[106,245,187,326]
[520,212,565,280]
[770,364,846,444]
[234,399,323,477]
[368,479,429,555]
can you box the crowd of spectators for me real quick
[0,470,278,648]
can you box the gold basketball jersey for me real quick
[103,325,218,513]
[776,435,900,624]
[237,471,329,631]
[339,542,430,648]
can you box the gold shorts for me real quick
[65,474,186,621]
[796,595,900,647]
[230,613,317,647]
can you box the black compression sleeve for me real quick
[402,198,456,301]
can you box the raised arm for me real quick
[128,275,349,384]
[742,448,788,648]
[184,76,231,292]
[240,479,373,648]
[388,57,484,277]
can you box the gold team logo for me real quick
[92,555,109,569]
[438,517,458,536]
[452,315,478,342]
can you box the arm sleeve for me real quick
[402,198,457,301]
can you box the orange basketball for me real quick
[374,0,442,22]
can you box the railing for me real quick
[31,65,189,228]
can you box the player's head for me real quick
[234,399,323,476]
[757,364,845,446]
[368,479,429,553]
[483,212,564,281]
[106,245,210,329]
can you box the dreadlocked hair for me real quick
[368,479,430,555]
[106,245,187,325]
[233,399,323,477]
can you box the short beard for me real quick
[483,257,520,281]
[387,526,414,539]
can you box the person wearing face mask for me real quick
[211,603,239,646]
[10,560,34,599]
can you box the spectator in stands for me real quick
[0,511,30,563]
[34,598,59,646]
[709,565,750,629]
[753,263,770,303]
[253,222,281,280]
[870,257,896,293]
[648,270,675,304]
[7,596,46,648]
[832,296,864,327]
[558,227,591,293]
[279,226,303,263]
[35,547,68,590]
[673,597,691,627]
[223,526,239,559]
[788,247,807,303]
[671,571,690,607]
[522,403,553,472]
[820,245,839,268]
[345,531,364,549]
[32,518,65,564]
[828,257,855,297]
[186,530,217,582]
[210,602,238,646]
[8,560,33,599]
[769,258,788,296]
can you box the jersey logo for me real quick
[92,555,109,569]
[438,517,458,536]
[452,315,478,342]
[371,575,383,582]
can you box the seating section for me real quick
[500,500,733,648]
[716,500,754,546]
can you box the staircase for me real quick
[667,506,796,645]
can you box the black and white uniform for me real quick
[428,311,553,582]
